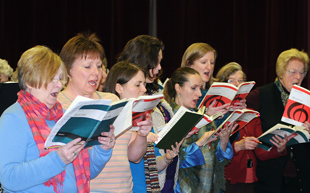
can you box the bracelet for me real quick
[164,156,173,165]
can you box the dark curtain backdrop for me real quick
[1,0,309,88]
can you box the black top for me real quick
[0,83,20,116]
[247,83,310,193]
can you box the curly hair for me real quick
[0,59,13,78]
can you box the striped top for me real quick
[57,91,134,193]
[90,132,133,192]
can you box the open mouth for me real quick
[89,80,97,87]
[204,72,210,77]
[51,92,58,97]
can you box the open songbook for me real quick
[45,94,163,148]
[281,85,310,126]
[203,109,260,146]
[154,106,222,149]
[198,81,255,109]
[257,123,310,151]
[113,94,164,137]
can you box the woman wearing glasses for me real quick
[246,48,310,193]
[216,62,290,193]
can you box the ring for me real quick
[278,142,282,146]
[73,152,77,156]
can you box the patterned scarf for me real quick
[18,90,90,193]
[144,142,161,193]
[275,78,290,106]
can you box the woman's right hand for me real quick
[234,136,259,152]
[57,138,85,165]
[206,100,229,117]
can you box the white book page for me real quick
[113,99,135,138]
[236,81,255,95]
[207,83,237,101]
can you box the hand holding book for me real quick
[136,112,153,137]
[98,125,116,150]
[269,134,292,153]
[218,123,238,151]
[205,100,229,117]
[257,123,310,151]
[57,138,85,165]
[229,99,247,111]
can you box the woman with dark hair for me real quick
[164,67,236,193]
[118,35,164,95]
[118,36,217,192]
[105,61,185,193]
[118,35,172,192]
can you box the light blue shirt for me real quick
[0,102,112,192]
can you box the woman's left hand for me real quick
[147,132,159,143]
[270,134,293,153]
[218,123,238,151]
[231,99,247,111]
[136,113,153,137]
[166,142,180,160]
[99,125,116,150]
[218,123,237,142]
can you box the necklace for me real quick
[60,91,102,102]
[60,91,72,102]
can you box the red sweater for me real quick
[225,117,287,184]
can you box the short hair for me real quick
[10,68,19,82]
[104,61,145,98]
[117,35,164,94]
[181,43,217,88]
[60,33,106,76]
[0,59,13,78]
[276,48,309,78]
[18,45,67,90]
[163,67,200,104]
[215,62,246,82]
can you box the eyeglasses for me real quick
[286,69,307,77]
[52,77,66,85]
[227,79,245,84]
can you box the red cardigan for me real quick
[225,117,287,184]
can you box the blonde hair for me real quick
[215,62,246,82]
[181,43,217,88]
[276,48,309,79]
[10,68,18,82]
[0,59,13,78]
[18,45,67,90]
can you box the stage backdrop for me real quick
[0,0,309,88]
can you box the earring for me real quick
[178,93,181,97]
